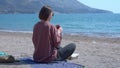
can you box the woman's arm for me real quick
[32,24,38,48]
[51,25,62,48]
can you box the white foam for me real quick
[0,30,33,33]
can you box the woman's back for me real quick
[32,21,58,62]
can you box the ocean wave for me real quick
[0,30,33,33]
[63,32,120,38]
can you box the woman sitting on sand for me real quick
[32,6,76,63]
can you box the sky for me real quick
[77,0,120,13]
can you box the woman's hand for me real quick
[58,27,63,34]
[56,25,63,34]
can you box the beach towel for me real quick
[21,58,84,68]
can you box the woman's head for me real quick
[39,6,54,21]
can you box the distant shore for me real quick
[0,31,120,68]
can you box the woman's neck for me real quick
[41,20,50,23]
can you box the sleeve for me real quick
[32,24,38,47]
[50,25,62,48]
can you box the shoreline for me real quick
[0,31,120,44]
[0,31,120,68]
[0,30,120,38]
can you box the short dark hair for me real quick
[39,6,53,21]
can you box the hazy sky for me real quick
[77,0,120,13]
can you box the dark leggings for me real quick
[56,43,76,61]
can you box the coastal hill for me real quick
[0,0,112,14]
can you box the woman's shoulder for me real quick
[49,23,56,29]
[34,22,40,26]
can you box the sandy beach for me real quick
[0,31,120,68]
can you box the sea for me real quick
[0,13,120,38]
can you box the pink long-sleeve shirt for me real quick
[32,21,62,63]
